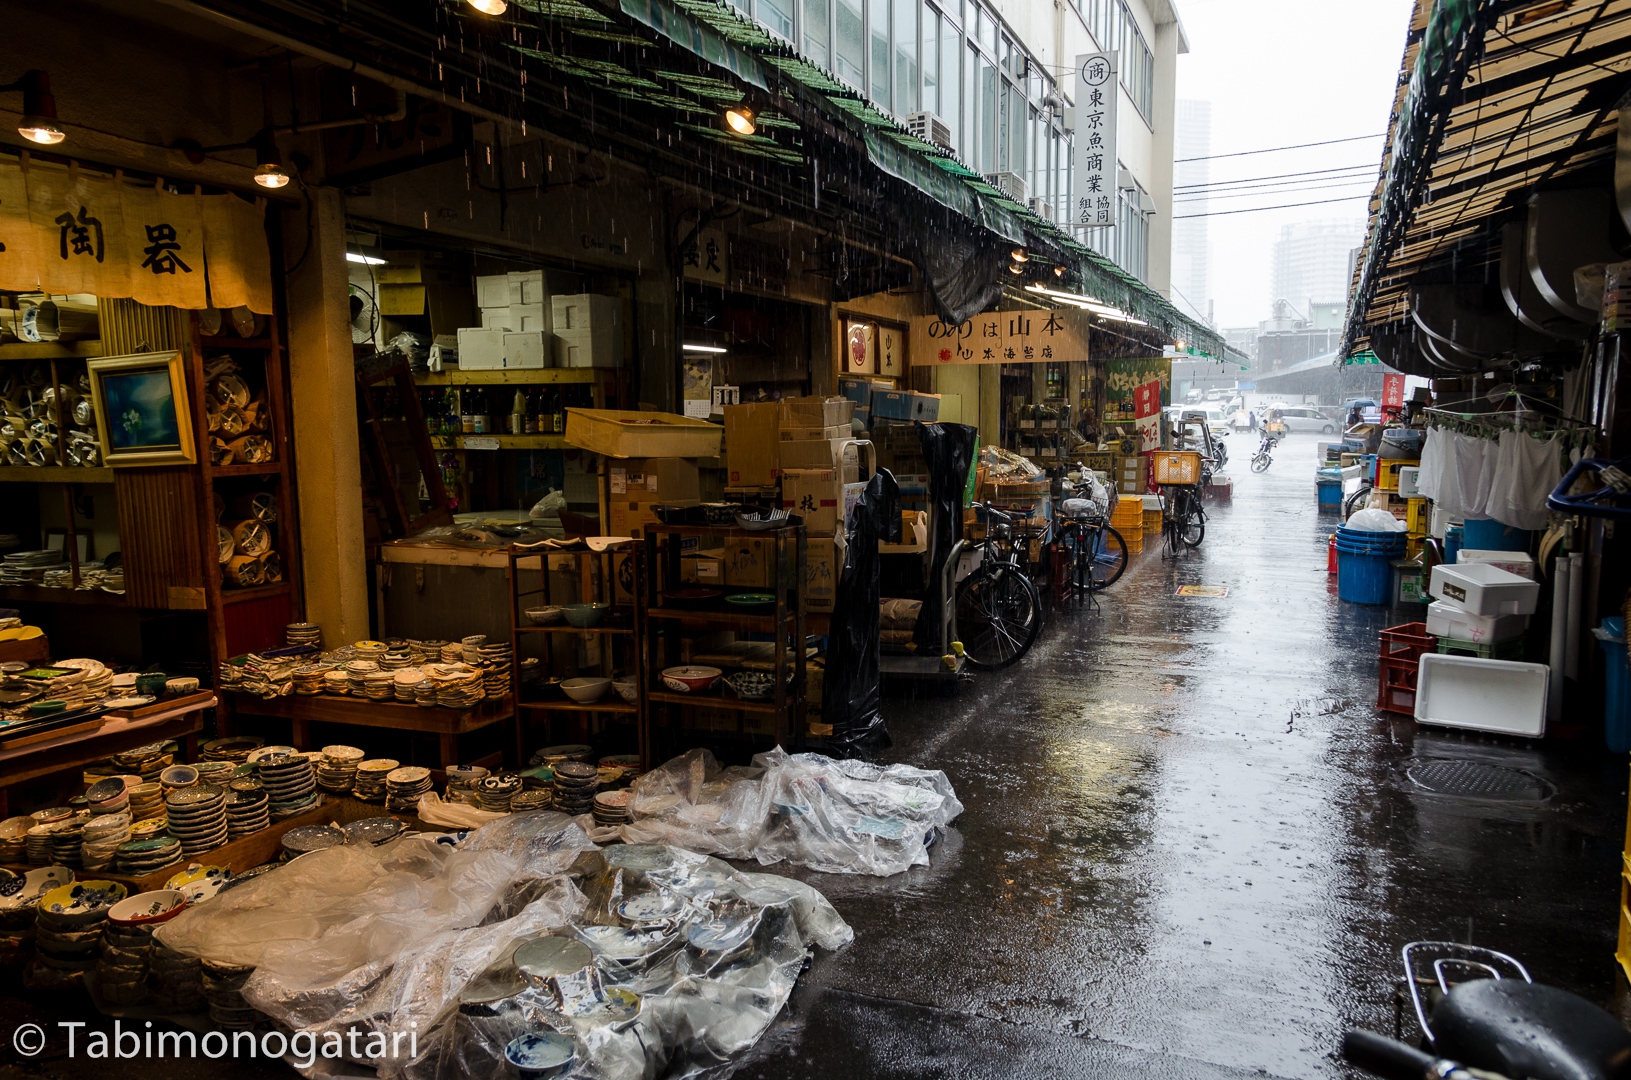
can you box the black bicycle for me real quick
[1162,484,1205,554]
[1056,498,1129,597]
[955,502,1044,669]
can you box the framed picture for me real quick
[86,351,196,466]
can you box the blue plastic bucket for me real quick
[1598,617,1631,753]
[1317,481,1341,507]
[1462,518,1530,552]
[1444,524,1463,566]
[1335,526,1407,605]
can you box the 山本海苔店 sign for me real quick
[909,308,1090,366]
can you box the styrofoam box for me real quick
[503,331,552,369]
[1457,549,1536,580]
[1430,506,1452,539]
[1424,598,1529,643]
[1429,562,1539,616]
[555,325,621,368]
[481,304,549,333]
[553,294,622,332]
[1140,495,1163,511]
[475,275,516,308]
[1397,465,1421,499]
[509,270,546,306]
[1415,653,1548,737]
[456,327,507,370]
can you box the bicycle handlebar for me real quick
[1341,1031,1479,1080]
[971,501,1015,525]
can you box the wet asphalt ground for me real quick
[739,431,1630,1079]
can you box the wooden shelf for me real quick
[0,341,104,361]
[209,463,283,478]
[520,699,637,714]
[431,434,568,450]
[230,690,513,733]
[0,585,127,607]
[220,581,292,605]
[415,369,601,386]
[516,623,635,634]
[645,606,792,629]
[648,689,781,713]
[0,465,113,484]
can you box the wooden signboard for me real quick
[910,308,1091,366]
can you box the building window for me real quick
[836,0,864,87]
[871,0,892,108]
[893,0,919,114]
[1082,0,1153,126]
[803,0,831,65]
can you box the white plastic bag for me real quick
[1348,507,1408,533]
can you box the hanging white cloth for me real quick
[1417,427,1446,502]
[1452,431,1496,519]
[1487,431,1562,532]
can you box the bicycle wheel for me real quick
[1343,485,1370,520]
[1165,505,1184,556]
[955,565,1042,669]
[1251,452,1270,473]
[1074,526,1128,589]
[1180,511,1206,547]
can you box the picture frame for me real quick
[85,351,196,467]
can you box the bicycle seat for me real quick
[1431,979,1631,1080]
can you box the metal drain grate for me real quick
[1406,760,1555,801]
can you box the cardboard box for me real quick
[502,331,552,369]
[724,402,780,487]
[780,424,849,441]
[723,536,775,588]
[780,396,856,428]
[1114,454,1147,495]
[607,497,662,537]
[608,458,702,501]
[778,438,842,473]
[566,409,722,459]
[782,468,841,535]
[909,392,941,422]
[681,549,726,585]
[456,327,507,370]
[837,379,879,405]
[871,390,912,420]
[805,534,841,612]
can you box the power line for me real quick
[1175,179,1376,203]
[1176,132,1386,164]
[1172,193,1373,219]
[1174,163,1379,191]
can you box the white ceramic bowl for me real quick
[107,889,186,926]
[661,666,722,693]
[526,606,564,626]
[612,679,638,705]
[560,677,611,704]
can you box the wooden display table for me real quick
[229,692,518,768]
[0,696,214,817]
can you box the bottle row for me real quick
[420,386,585,437]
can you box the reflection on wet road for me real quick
[741,432,1625,1079]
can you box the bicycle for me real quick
[1056,498,1129,599]
[1162,483,1206,554]
[955,502,1044,669]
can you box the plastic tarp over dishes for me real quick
[152,813,851,1079]
[619,747,964,876]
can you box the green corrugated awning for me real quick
[618,0,768,89]
[1343,349,1381,365]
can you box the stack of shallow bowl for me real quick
[291,664,329,695]
[439,641,464,664]
[392,668,425,703]
[110,741,174,781]
[352,759,398,802]
[113,835,182,876]
[49,816,88,869]
[224,781,269,839]
[460,634,487,664]
[127,782,165,822]
[0,866,70,964]
[256,753,318,820]
[99,889,186,1005]
[79,813,132,871]
[321,669,348,695]
[531,744,594,768]
[285,622,322,649]
[352,640,388,663]
[84,776,128,816]
[592,790,632,828]
[551,762,599,816]
[166,786,228,856]
[0,816,27,863]
[345,659,380,696]
[199,735,263,766]
[444,764,489,804]
[316,745,363,792]
[202,958,258,1030]
[380,644,415,671]
[475,773,522,812]
[384,766,432,811]
[437,668,486,709]
[34,880,127,975]
[510,788,555,812]
[149,942,204,1011]
[194,760,235,787]
[281,824,346,860]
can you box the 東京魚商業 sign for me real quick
[1072,52,1119,230]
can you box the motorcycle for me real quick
[1343,941,1631,1080]
[1250,430,1280,473]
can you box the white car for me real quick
[1275,406,1339,434]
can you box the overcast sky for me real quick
[1173,0,1414,330]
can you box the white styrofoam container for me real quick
[555,325,622,368]
[1430,506,1452,539]
[1397,465,1421,499]
[456,327,507,370]
[1457,549,1536,580]
[1140,495,1163,511]
[1429,562,1539,616]
[1424,598,1529,643]
[552,293,622,332]
[476,275,516,308]
[1415,653,1548,737]
[511,304,549,333]
[509,270,546,307]
[481,307,515,331]
[503,331,553,369]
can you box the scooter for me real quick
[1342,941,1631,1080]
[1250,431,1279,473]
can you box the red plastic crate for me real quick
[1380,622,1436,662]
[1377,654,1422,715]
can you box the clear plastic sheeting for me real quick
[150,816,851,1080]
[620,747,964,877]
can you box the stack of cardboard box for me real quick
[459,271,552,370]
[775,397,861,615]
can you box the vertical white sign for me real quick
[1073,52,1119,230]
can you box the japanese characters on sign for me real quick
[1382,373,1406,415]
[1072,52,1119,231]
[1133,379,1162,451]
[908,308,1091,366]
[681,226,729,285]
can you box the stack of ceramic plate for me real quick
[1,549,64,584]
[285,622,322,649]
[50,818,87,868]
[510,788,555,812]
[342,817,406,846]
[110,742,172,779]
[166,785,228,855]
[201,958,258,1030]
[127,783,165,822]
[34,879,126,974]
[437,669,486,709]
[199,735,263,765]
[149,942,204,1011]
[362,670,395,700]
[195,760,235,787]
[255,754,317,819]
[224,783,269,838]
[292,664,329,695]
[379,645,415,671]
[531,744,595,767]
[352,759,398,802]
[439,641,464,664]
[0,817,27,862]
[84,776,130,815]
[393,668,425,703]
[114,835,183,876]
[385,766,432,811]
[281,824,346,859]
[352,640,388,662]
[599,754,643,781]
[323,669,350,695]
[317,745,364,792]
[413,677,439,707]
[79,812,132,870]
[476,773,523,812]
[552,762,599,815]
[345,659,380,695]
[459,634,487,664]
[482,648,512,699]
[55,659,111,704]
[444,764,489,804]
[592,790,632,828]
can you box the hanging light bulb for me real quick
[466,0,508,13]
[254,163,290,189]
[1010,247,1028,263]
[723,103,756,136]
[1053,264,1067,278]
[1008,263,1024,275]
[252,129,290,189]
[13,71,64,145]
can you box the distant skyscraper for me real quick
[1271,218,1365,316]
[1172,100,1211,326]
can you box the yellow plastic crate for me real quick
[1110,501,1143,528]
[1406,497,1428,536]
[1143,508,1162,534]
[1122,526,1144,553]
[1376,459,1420,492]
[1152,451,1203,486]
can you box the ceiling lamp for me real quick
[1008,263,1024,275]
[1053,264,1067,278]
[6,71,64,145]
[252,130,290,189]
[682,343,728,354]
[1010,247,1028,263]
[723,104,756,136]
[466,0,508,13]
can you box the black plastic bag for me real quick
[821,470,900,758]
[914,423,979,652]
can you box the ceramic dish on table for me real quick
[723,671,778,701]
[525,606,564,626]
[106,889,186,926]
[503,1031,577,1078]
[734,508,789,531]
[165,866,232,904]
[661,666,722,693]
[723,592,776,611]
[0,865,74,912]
[36,880,127,927]
[560,603,608,629]
[559,677,611,704]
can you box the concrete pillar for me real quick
[1147,20,1182,299]
[282,187,369,644]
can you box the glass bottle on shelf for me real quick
[510,390,527,435]
[551,389,565,434]
[472,389,491,435]
[459,388,474,434]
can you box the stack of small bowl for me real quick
[113,835,182,876]
[256,753,318,819]
[166,786,228,856]
[352,640,388,663]
[437,667,486,709]
[99,889,187,1005]
[49,816,88,869]
[285,622,322,649]
[149,942,204,1011]
[25,808,71,865]
[444,764,489,805]
[316,745,364,792]
[202,958,259,1030]
[439,641,464,664]
[380,644,416,670]
[345,659,380,696]
[392,667,425,703]
[224,780,269,839]
[385,766,432,811]
[194,760,235,787]
[510,788,555,812]
[551,762,600,816]
[352,759,398,802]
[110,741,172,781]
[34,879,127,975]
[84,776,130,816]
[476,773,523,812]
[592,790,632,829]
[292,663,330,695]
[79,813,132,871]
[127,782,165,822]
[323,669,350,695]
[460,634,487,664]
[199,735,263,766]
